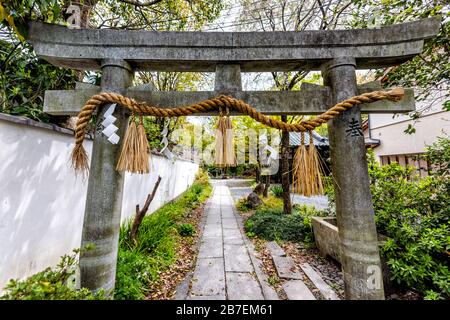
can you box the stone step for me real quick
[300,263,340,300]
[190,257,225,297]
[224,244,253,272]
[265,241,285,257]
[272,255,302,280]
[226,272,264,300]
[282,280,316,300]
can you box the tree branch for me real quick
[130,176,162,243]
[0,41,21,71]
[287,70,308,90]
[119,0,164,6]
[316,0,328,30]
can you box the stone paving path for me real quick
[186,184,277,300]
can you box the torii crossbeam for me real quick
[27,17,440,300]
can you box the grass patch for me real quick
[270,185,283,198]
[177,223,196,237]
[114,170,211,300]
[236,198,251,212]
[262,195,283,209]
[236,194,283,214]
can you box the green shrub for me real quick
[270,185,284,198]
[194,168,212,186]
[115,171,212,299]
[426,136,449,176]
[367,149,450,299]
[326,138,450,299]
[178,223,195,237]
[244,205,325,243]
[236,198,251,212]
[0,250,106,300]
[262,195,283,209]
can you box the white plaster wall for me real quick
[368,89,449,160]
[0,118,198,289]
[370,111,449,159]
[121,155,199,222]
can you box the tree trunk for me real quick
[281,115,292,214]
[130,176,162,243]
[263,174,270,197]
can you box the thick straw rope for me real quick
[72,88,404,173]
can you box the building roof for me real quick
[364,137,381,148]
[289,131,328,146]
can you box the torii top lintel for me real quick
[28,18,440,72]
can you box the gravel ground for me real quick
[280,242,422,300]
[281,242,345,299]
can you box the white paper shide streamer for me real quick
[160,122,175,160]
[101,103,120,144]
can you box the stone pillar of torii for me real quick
[27,17,440,299]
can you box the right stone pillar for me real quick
[321,57,385,300]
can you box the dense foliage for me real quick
[0,0,222,124]
[350,0,449,115]
[0,249,106,300]
[114,170,211,299]
[368,140,449,299]
[0,40,77,123]
[326,138,450,299]
[244,197,326,243]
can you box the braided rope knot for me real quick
[71,87,404,175]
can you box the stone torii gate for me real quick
[27,17,440,300]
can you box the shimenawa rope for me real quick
[71,87,404,177]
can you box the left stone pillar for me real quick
[80,59,133,294]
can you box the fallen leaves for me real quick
[145,203,206,300]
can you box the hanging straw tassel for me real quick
[292,131,325,196]
[292,131,311,196]
[71,143,89,177]
[116,114,137,172]
[215,107,236,167]
[136,115,150,174]
[307,131,325,196]
[116,114,150,173]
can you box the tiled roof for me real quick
[289,131,328,146]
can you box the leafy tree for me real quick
[0,39,77,123]
[1,1,224,35]
[0,0,223,124]
[92,0,223,31]
[349,0,450,117]
[0,1,79,123]
[236,0,354,213]
[136,71,208,151]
